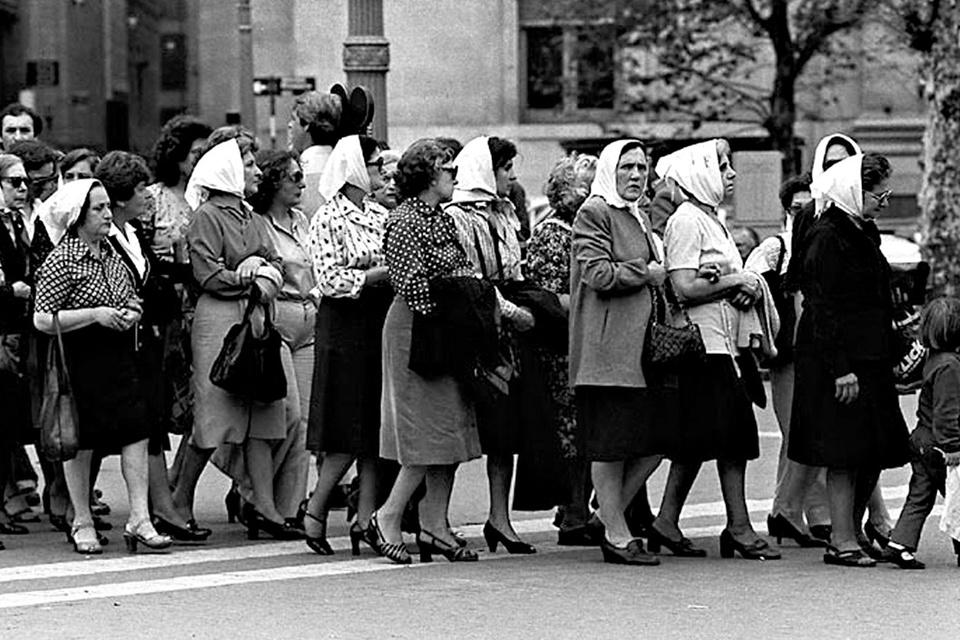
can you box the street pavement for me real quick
[2,387,959,639]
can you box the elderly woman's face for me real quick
[0,161,28,211]
[242,151,262,198]
[433,160,458,202]
[365,150,386,193]
[276,159,305,209]
[719,151,736,195]
[179,138,207,182]
[495,158,517,198]
[862,179,891,221]
[615,148,647,202]
[373,161,399,209]
[823,143,851,171]
[80,186,113,239]
[63,159,94,183]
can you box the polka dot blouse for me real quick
[307,192,384,299]
[35,236,136,313]
[383,196,473,315]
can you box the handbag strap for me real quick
[52,312,72,393]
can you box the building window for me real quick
[521,22,616,119]
[160,34,186,91]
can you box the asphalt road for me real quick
[2,387,959,639]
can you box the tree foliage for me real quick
[551,0,882,174]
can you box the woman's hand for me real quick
[364,266,390,285]
[236,256,264,285]
[95,306,131,331]
[11,281,30,299]
[728,272,760,310]
[512,306,536,332]
[835,373,859,404]
[647,261,667,287]
[934,447,960,466]
[697,263,722,284]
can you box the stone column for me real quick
[343,0,389,142]
[237,0,255,126]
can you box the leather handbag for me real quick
[38,313,80,462]
[642,284,706,373]
[210,287,287,404]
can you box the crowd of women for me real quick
[1,95,957,569]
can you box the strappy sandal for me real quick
[70,523,103,555]
[304,511,333,556]
[417,529,478,563]
[823,546,876,567]
[371,512,411,565]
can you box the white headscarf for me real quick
[655,140,725,208]
[810,153,864,219]
[184,139,245,210]
[318,135,371,202]
[38,178,100,245]
[589,139,645,210]
[452,136,498,203]
[811,133,861,183]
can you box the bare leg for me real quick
[377,464,427,543]
[827,468,859,552]
[622,455,663,507]
[356,456,379,529]
[304,452,354,539]
[119,439,151,525]
[419,464,456,541]
[865,481,892,533]
[148,453,190,528]
[717,459,756,540]
[654,461,701,539]
[244,438,284,523]
[63,450,94,528]
[486,453,520,540]
[170,443,213,522]
[593,460,630,545]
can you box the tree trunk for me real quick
[919,0,960,296]
[768,60,798,178]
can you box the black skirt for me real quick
[63,325,150,453]
[575,385,663,462]
[308,285,393,456]
[789,355,909,469]
[661,355,759,463]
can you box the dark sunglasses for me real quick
[30,173,59,185]
[1,176,29,189]
[366,158,384,170]
[287,171,304,183]
[439,164,458,179]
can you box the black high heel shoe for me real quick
[225,489,242,525]
[766,514,825,548]
[303,510,333,555]
[243,504,302,541]
[0,520,28,535]
[719,529,781,560]
[153,515,211,542]
[418,529,478,562]
[371,512,411,565]
[482,521,536,555]
[350,521,379,556]
[600,538,660,566]
[646,526,707,557]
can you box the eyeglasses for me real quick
[439,165,458,179]
[1,176,29,189]
[30,173,58,186]
[864,189,892,206]
[787,203,807,215]
[366,158,384,171]
[287,171,304,183]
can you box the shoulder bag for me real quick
[642,283,706,375]
[39,313,80,461]
[210,286,287,403]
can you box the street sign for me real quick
[280,76,316,95]
[252,76,281,96]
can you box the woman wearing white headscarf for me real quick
[789,153,909,567]
[652,139,781,560]
[300,134,391,555]
[33,178,172,554]
[169,133,298,540]
[445,135,538,555]
[569,140,667,565]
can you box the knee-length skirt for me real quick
[380,297,481,466]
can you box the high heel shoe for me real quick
[646,526,707,557]
[418,529,478,563]
[123,519,173,553]
[303,511,333,555]
[350,521,379,556]
[766,514,825,548]
[864,522,891,549]
[0,520,29,535]
[600,538,660,566]
[371,512,411,565]
[482,521,536,555]
[225,488,242,525]
[243,503,303,541]
[69,523,103,555]
[153,515,211,542]
[66,526,109,547]
[719,529,781,560]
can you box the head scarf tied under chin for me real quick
[589,139,645,210]
[318,135,371,202]
[185,139,245,210]
[452,136,498,203]
[810,153,864,219]
[39,178,100,245]
[655,140,725,208]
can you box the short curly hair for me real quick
[395,138,452,201]
[60,148,101,178]
[7,139,58,173]
[249,150,300,214]
[544,152,597,222]
[861,153,892,192]
[94,151,152,205]
[151,115,213,187]
[201,125,258,161]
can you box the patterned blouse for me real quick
[307,192,384,299]
[142,183,191,264]
[35,236,136,313]
[384,196,473,315]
